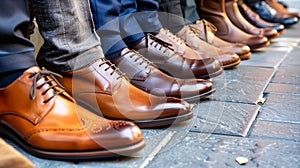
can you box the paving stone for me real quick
[281,48,300,66]
[281,21,300,38]
[265,83,300,94]
[258,93,300,123]
[251,120,300,141]
[147,133,300,168]
[239,50,286,68]
[190,101,260,136]
[271,65,300,85]
[210,67,274,103]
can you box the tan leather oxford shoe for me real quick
[58,59,193,128]
[0,67,145,160]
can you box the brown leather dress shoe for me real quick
[58,59,193,128]
[133,33,223,79]
[176,26,241,69]
[0,67,145,160]
[225,0,280,40]
[197,0,270,50]
[238,2,286,34]
[189,20,252,60]
[112,48,215,101]
[266,0,300,18]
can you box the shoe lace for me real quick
[129,50,156,69]
[189,20,217,43]
[29,68,65,103]
[147,33,174,53]
[98,58,126,80]
[163,29,185,45]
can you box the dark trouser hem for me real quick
[0,52,36,74]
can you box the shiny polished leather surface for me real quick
[58,59,192,127]
[113,48,214,100]
[189,20,252,60]
[177,25,241,69]
[238,3,286,33]
[245,0,299,26]
[226,0,279,40]
[266,0,300,18]
[133,33,223,79]
[0,67,144,159]
[197,0,270,50]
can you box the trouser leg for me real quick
[0,0,36,74]
[32,0,103,72]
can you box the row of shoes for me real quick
[0,0,299,161]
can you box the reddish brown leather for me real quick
[58,59,191,122]
[266,0,300,18]
[176,25,241,69]
[134,32,223,79]
[189,20,252,60]
[197,0,270,50]
[113,48,214,99]
[225,0,279,40]
[0,67,143,153]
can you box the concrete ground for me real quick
[3,1,300,168]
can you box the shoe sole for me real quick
[196,67,223,79]
[250,40,270,50]
[222,58,241,69]
[239,52,252,60]
[183,88,216,102]
[0,124,145,160]
[133,111,194,128]
[266,32,280,40]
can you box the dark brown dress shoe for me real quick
[266,0,300,18]
[112,48,215,101]
[238,2,286,34]
[196,0,270,50]
[189,20,252,60]
[226,0,280,40]
[133,33,223,79]
[176,26,241,69]
[58,59,193,128]
[0,67,145,160]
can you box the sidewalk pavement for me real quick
[3,4,300,168]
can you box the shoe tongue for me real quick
[157,28,186,55]
[117,50,151,81]
[194,21,216,43]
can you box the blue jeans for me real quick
[90,0,162,60]
[31,0,104,72]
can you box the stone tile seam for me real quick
[257,118,300,125]
[263,90,300,95]
[249,135,300,143]
[139,131,175,168]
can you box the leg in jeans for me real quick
[90,0,128,60]
[31,0,103,73]
[180,0,200,24]
[158,0,185,34]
